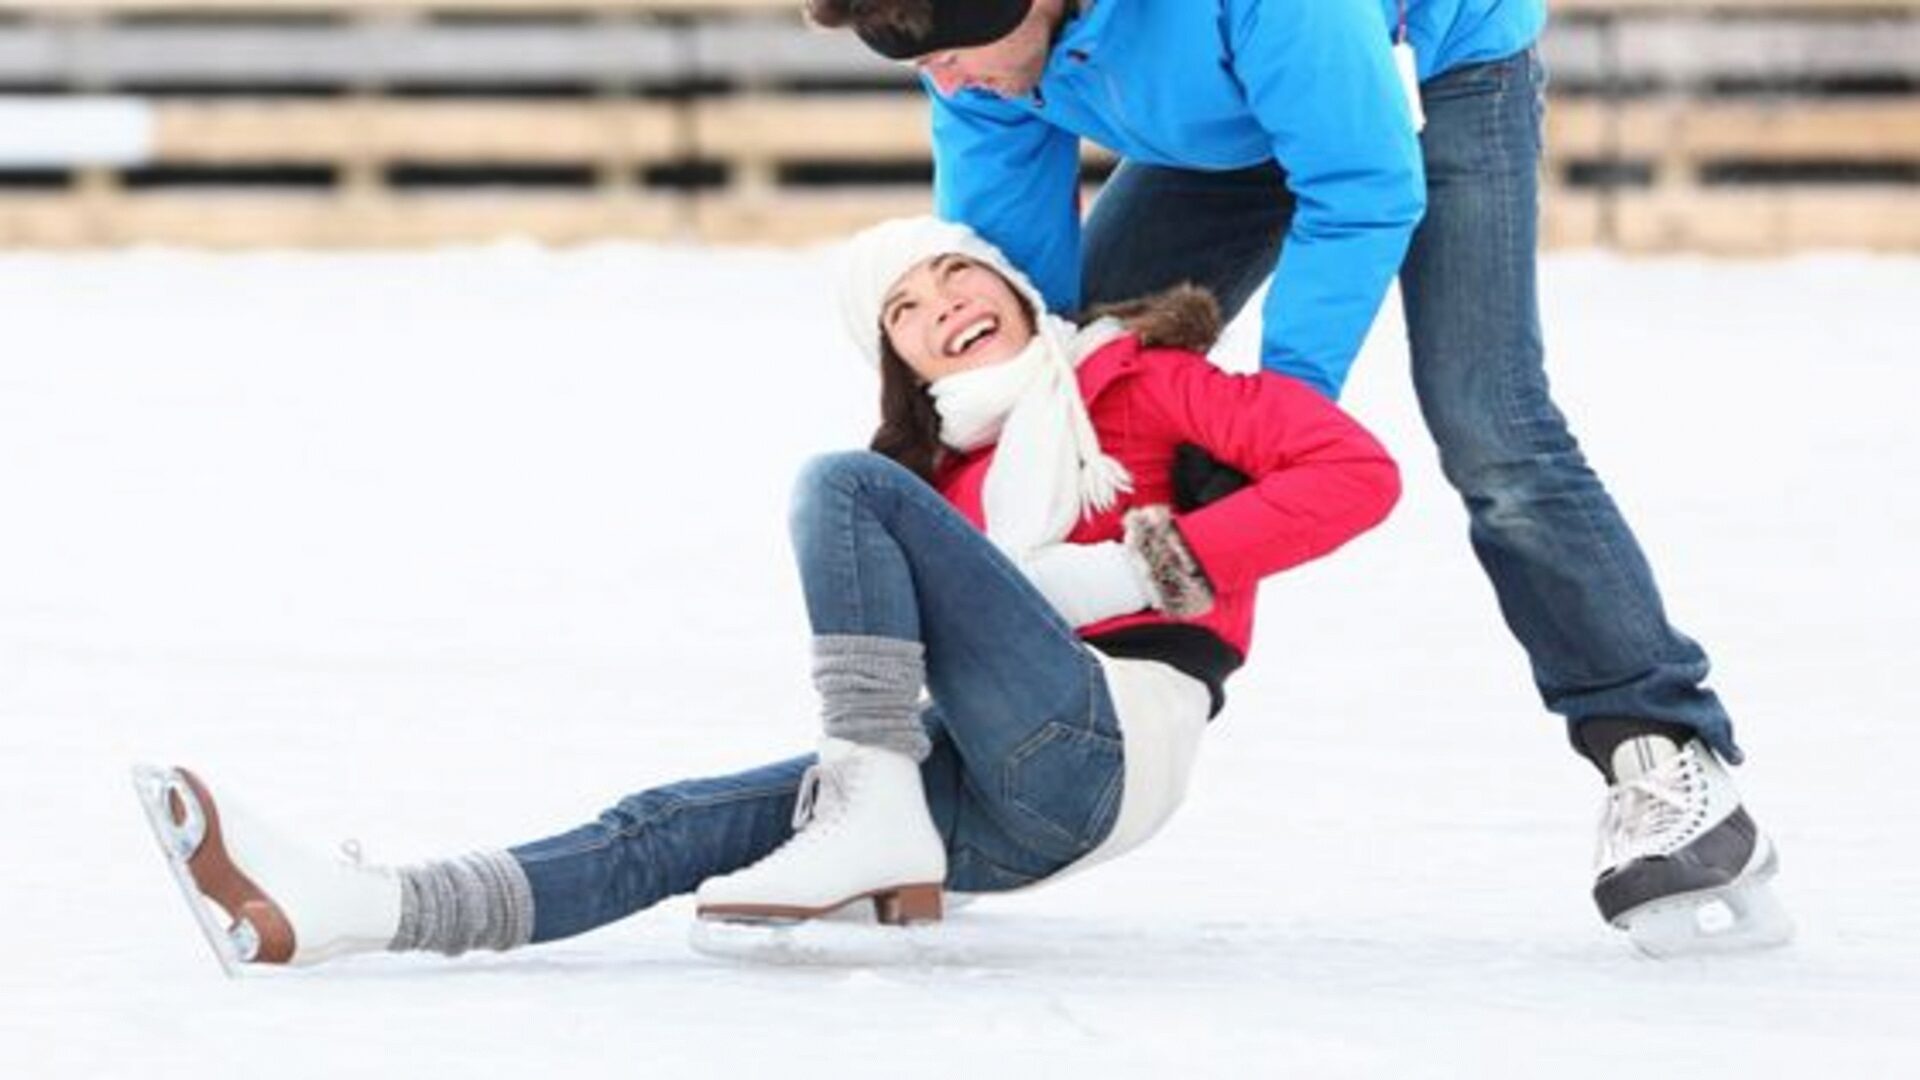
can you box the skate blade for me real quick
[696,881,943,928]
[688,913,953,967]
[1619,874,1795,959]
[130,765,261,978]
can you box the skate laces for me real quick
[1597,748,1708,867]
[790,760,855,832]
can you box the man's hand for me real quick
[1172,442,1252,512]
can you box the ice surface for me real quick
[2,243,1916,1077]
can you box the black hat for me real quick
[855,0,1036,61]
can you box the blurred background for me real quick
[0,0,1913,252]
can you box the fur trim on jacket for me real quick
[1084,284,1223,354]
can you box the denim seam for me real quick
[952,843,1043,890]
[1001,721,1125,852]
[517,776,804,867]
[837,468,868,633]
[1086,762,1124,848]
[1485,58,1675,680]
[1496,62,1660,661]
[611,780,801,840]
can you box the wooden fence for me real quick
[0,0,1913,251]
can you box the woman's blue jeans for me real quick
[1082,48,1737,762]
[509,452,1124,943]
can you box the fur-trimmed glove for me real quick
[1121,505,1216,619]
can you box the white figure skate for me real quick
[1591,738,1794,958]
[694,737,945,926]
[131,765,401,974]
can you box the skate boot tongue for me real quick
[1609,734,1681,783]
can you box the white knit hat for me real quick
[836,215,1049,367]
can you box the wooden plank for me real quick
[3,184,1915,252]
[1611,16,1920,83]
[693,94,1115,163]
[31,20,684,86]
[692,188,932,244]
[1540,188,1608,249]
[0,24,62,81]
[0,191,685,247]
[0,195,100,246]
[1548,99,1920,161]
[1667,101,1920,160]
[694,183,1105,243]
[694,94,927,160]
[1542,17,1920,85]
[1612,186,1920,252]
[152,99,682,162]
[4,6,1911,88]
[362,21,682,85]
[690,15,906,84]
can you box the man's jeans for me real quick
[1083,47,1737,762]
[509,452,1124,943]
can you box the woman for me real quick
[135,217,1399,971]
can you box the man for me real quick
[810,0,1790,954]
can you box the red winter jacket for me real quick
[934,332,1400,711]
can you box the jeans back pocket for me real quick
[1001,721,1125,860]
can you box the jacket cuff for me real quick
[1122,506,1216,619]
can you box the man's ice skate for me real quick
[131,765,401,975]
[1591,737,1793,958]
[694,737,945,927]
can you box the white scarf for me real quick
[929,315,1133,560]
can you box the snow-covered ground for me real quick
[1,243,1915,1078]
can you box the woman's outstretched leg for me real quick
[508,755,810,943]
[136,753,820,968]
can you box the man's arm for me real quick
[928,84,1083,315]
[1226,0,1428,398]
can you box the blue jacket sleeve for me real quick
[928,83,1084,317]
[1226,0,1428,398]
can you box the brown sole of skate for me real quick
[153,767,298,965]
[697,882,944,926]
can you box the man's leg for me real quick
[1403,47,1790,954]
[1398,47,1738,763]
[1081,160,1293,320]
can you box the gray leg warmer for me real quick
[813,634,929,762]
[390,850,535,957]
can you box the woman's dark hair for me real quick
[869,334,946,484]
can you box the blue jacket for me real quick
[930,0,1547,397]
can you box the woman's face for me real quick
[880,254,1036,383]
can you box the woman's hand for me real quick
[1019,541,1154,628]
[1020,506,1217,628]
